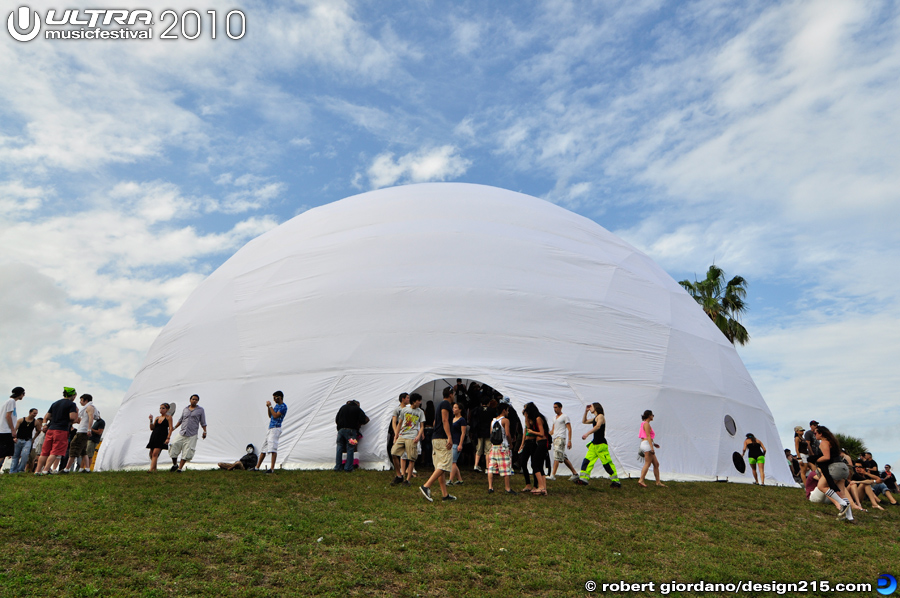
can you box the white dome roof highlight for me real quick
[98,183,791,484]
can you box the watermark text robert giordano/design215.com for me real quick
[7,6,245,42]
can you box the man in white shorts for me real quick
[548,402,580,481]
[256,391,287,473]
[169,394,207,472]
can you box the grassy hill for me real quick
[2,468,897,597]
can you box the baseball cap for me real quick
[809,420,819,426]
[794,426,804,432]
[63,387,77,397]
[10,387,25,398]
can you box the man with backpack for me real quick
[487,403,516,495]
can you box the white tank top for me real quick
[77,404,99,433]
[490,416,508,448]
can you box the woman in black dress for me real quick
[147,403,174,472]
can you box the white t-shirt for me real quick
[552,413,570,442]
[0,398,17,434]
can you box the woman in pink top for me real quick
[638,410,665,488]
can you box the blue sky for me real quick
[2,0,898,465]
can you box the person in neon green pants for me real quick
[575,403,621,488]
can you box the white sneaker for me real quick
[569,474,580,482]
[547,475,556,481]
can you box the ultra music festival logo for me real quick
[7,6,245,42]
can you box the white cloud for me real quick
[742,310,900,464]
[367,146,471,189]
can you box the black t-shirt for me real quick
[48,399,77,431]
[881,471,897,491]
[451,417,467,445]
[863,459,878,472]
[850,471,867,482]
[431,400,453,439]
[91,417,106,442]
[335,403,364,430]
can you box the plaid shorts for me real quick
[488,445,512,476]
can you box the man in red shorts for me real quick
[35,387,79,476]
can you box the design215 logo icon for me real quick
[879,574,898,596]
[7,6,41,42]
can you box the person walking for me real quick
[575,403,621,488]
[147,403,174,472]
[169,395,208,472]
[420,387,457,502]
[255,391,287,473]
[637,409,665,488]
[742,433,767,485]
[548,402,579,481]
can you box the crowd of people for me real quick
[786,420,897,523]
[382,381,661,502]
[0,387,105,475]
[10,383,891,519]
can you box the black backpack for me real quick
[490,419,504,445]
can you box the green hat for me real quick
[63,387,77,397]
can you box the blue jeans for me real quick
[11,439,32,473]
[335,428,356,471]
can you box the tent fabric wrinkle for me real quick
[97,182,792,485]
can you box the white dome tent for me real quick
[98,183,792,485]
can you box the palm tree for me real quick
[679,265,750,345]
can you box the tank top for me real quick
[16,419,35,440]
[592,417,606,445]
[639,421,655,440]
[490,416,508,448]
[77,404,100,433]
[747,440,763,459]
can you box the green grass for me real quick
[2,468,897,597]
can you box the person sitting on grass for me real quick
[487,403,516,495]
[848,462,892,511]
[218,444,259,470]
